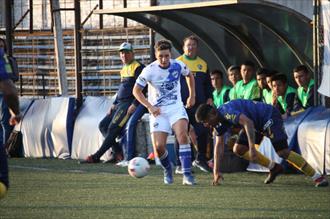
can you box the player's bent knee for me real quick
[154,144,167,156]
[233,144,248,156]
[277,149,290,159]
[176,133,189,145]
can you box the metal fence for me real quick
[5,26,151,98]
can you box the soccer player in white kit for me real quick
[133,40,196,185]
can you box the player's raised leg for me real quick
[233,143,283,184]
[277,148,328,187]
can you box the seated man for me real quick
[256,68,273,104]
[81,42,144,163]
[211,69,231,108]
[292,65,315,111]
[226,65,241,100]
[231,61,260,101]
[195,100,328,187]
[271,73,296,117]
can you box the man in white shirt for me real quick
[133,40,196,185]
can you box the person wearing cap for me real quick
[81,42,145,163]
[0,47,21,199]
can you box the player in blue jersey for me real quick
[0,39,14,145]
[195,99,328,187]
[133,40,196,185]
[0,48,21,199]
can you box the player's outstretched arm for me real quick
[238,114,257,161]
[133,84,160,117]
[185,72,195,109]
[212,135,224,186]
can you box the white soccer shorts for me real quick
[149,104,188,134]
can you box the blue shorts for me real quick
[237,109,288,152]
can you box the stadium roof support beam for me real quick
[74,0,83,107]
[5,0,13,56]
[50,0,68,96]
[122,14,183,53]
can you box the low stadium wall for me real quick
[15,97,330,175]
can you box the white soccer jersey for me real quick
[136,59,190,107]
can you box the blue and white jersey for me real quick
[136,59,190,107]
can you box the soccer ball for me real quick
[128,157,150,178]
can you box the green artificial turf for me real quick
[0,158,329,219]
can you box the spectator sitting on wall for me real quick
[271,73,296,119]
[231,61,260,101]
[256,68,273,104]
[80,42,145,164]
[226,65,242,100]
[292,65,315,112]
[211,69,231,108]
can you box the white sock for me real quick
[268,161,275,169]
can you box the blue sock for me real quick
[179,144,192,176]
[160,150,172,174]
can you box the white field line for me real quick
[9,165,86,173]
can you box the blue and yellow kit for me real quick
[114,60,144,106]
[177,55,212,104]
[215,99,274,136]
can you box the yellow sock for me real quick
[0,182,7,199]
[286,151,315,177]
[242,150,273,169]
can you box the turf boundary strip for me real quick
[9,164,127,174]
